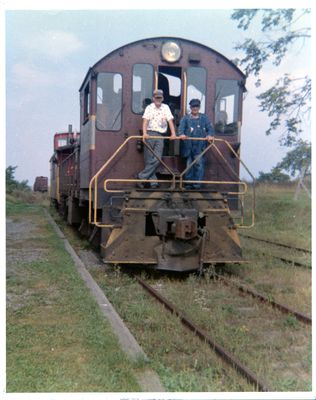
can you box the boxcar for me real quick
[33,176,48,193]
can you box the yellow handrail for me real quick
[88,136,255,228]
[104,179,247,195]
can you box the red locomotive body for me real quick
[50,37,255,271]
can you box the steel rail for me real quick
[264,253,310,269]
[271,254,310,269]
[215,274,311,325]
[239,233,311,254]
[135,276,269,392]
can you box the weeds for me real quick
[283,315,299,329]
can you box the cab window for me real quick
[186,67,207,113]
[215,79,240,135]
[58,138,67,147]
[96,73,123,131]
[132,64,154,114]
[83,84,90,121]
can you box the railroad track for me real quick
[268,254,310,269]
[135,267,311,391]
[135,275,270,392]
[239,233,311,269]
[213,273,311,325]
[239,233,311,253]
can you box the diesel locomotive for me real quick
[50,37,255,272]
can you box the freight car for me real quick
[50,127,80,215]
[33,176,48,193]
[50,37,255,272]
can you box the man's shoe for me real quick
[136,182,145,189]
[150,182,159,188]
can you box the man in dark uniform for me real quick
[178,99,214,189]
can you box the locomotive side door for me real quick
[157,65,207,157]
[157,66,182,156]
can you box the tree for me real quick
[276,139,311,177]
[6,165,30,193]
[257,167,290,183]
[257,139,311,183]
[6,165,18,193]
[231,9,311,147]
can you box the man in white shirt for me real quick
[137,89,176,188]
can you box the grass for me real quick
[237,183,312,316]
[245,183,311,249]
[6,198,141,392]
[9,182,310,392]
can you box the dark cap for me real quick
[153,89,164,98]
[189,98,201,107]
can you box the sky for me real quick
[4,5,312,186]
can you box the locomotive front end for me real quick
[101,188,243,271]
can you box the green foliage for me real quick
[6,165,18,193]
[257,167,290,183]
[276,139,311,176]
[231,9,310,75]
[6,165,31,193]
[257,75,311,146]
[283,315,299,329]
[231,9,311,146]
[258,139,311,181]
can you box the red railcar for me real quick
[50,37,255,271]
[33,176,48,192]
[50,129,80,211]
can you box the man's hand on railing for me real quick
[177,134,187,140]
[206,135,215,143]
[142,132,150,141]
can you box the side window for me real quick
[215,80,240,135]
[83,84,90,121]
[96,73,123,131]
[186,67,206,113]
[51,162,56,180]
[132,64,154,114]
[58,138,67,147]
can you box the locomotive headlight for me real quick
[161,41,182,63]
